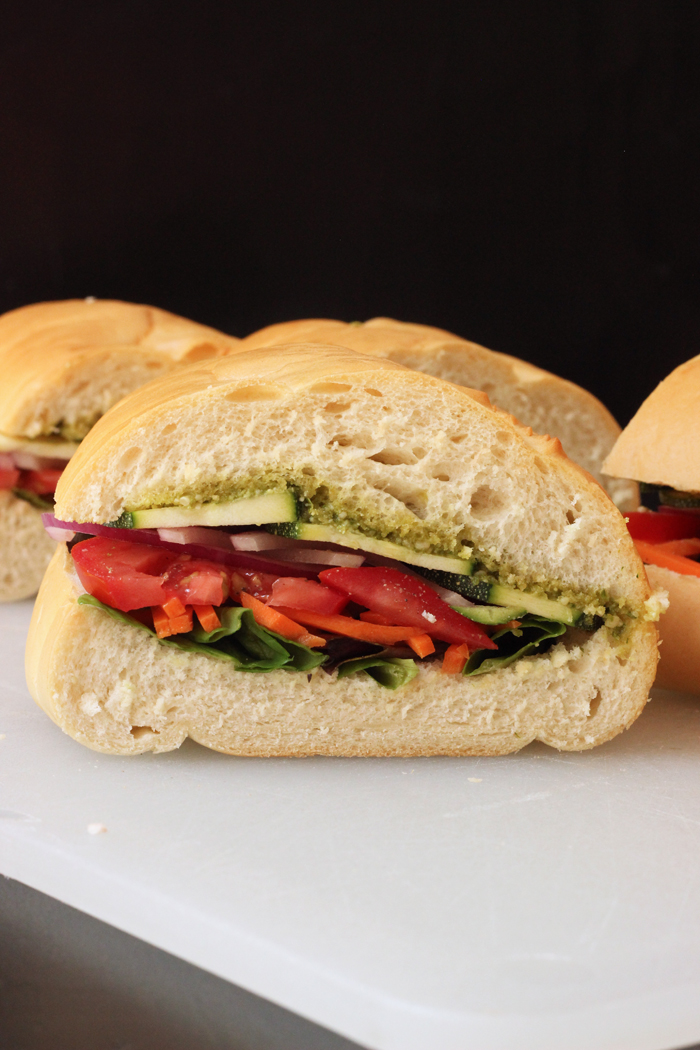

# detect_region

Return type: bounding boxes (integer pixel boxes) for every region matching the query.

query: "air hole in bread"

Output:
[119,446,142,469]
[412,447,427,459]
[432,473,451,482]
[566,509,578,525]
[382,484,428,519]
[224,385,279,402]
[469,484,505,521]
[161,423,177,436]
[130,725,159,739]
[364,387,384,397]
[329,435,353,448]
[450,434,467,444]
[310,382,352,394]
[323,402,353,414]
[587,692,602,719]
[368,448,415,466]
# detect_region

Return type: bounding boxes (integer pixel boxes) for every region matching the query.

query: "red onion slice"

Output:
[42,514,319,578]
[271,547,365,567]
[45,526,76,543]
[231,531,291,551]
[157,526,233,550]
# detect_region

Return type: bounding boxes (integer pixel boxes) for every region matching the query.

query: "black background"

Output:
[1,1,698,424]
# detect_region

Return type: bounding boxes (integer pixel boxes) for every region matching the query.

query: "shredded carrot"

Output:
[193,604,221,632]
[441,643,470,675]
[274,606,424,645]
[151,606,174,639]
[407,634,435,658]
[634,539,700,578]
[169,608,193,634]
[359,611,394,626]
[162,595,187,619]
[501,620,522,631]
[239,592,326,647]
[653,537,700,558]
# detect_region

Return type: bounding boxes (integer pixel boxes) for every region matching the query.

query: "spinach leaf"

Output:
[464,614,567,676]
[336,655,418,690]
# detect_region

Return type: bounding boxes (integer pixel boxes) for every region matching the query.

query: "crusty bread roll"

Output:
[0,491,55,602]
[0,298,240,441]
[0,298,240,601]
[242,317,637,510]
[603,355,700,695]
[27,344,658,756]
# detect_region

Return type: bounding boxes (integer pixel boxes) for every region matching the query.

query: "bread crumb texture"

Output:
[0,492,55,601]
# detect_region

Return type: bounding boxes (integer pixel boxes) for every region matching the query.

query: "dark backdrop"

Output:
[1,1,698,424]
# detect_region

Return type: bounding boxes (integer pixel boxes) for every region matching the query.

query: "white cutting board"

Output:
[1,599,699,1050]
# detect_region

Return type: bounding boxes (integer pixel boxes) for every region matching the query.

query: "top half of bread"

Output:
[242,317,633,508]
[603,354,700,493]
[54,344,649,615]
[0,298,240,442]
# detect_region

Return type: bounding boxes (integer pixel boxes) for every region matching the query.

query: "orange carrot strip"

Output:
[193,604,221,632]
[654,537,700,557]
[359,611,394,626]
[151,606,174,639]
[407,633,435,658]
[162,595,187,619]
[274,606,424,645]
[168,608,193,635]
[239,592,326,647]
[441,643,470,675]
[634,539,700,578]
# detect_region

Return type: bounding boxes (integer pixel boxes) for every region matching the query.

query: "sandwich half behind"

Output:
[28,344,659,757]
[604,354,700,693]
[242,317,637,510]
[0,298,239,601]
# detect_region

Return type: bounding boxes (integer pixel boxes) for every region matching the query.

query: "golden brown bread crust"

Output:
[0,298,240,439]
[242,317,633,507]
[603,354,700,493]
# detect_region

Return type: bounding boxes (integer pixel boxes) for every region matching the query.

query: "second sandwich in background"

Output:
[242,316,637,510]
[0,298,240,602]
[604,354,700,694]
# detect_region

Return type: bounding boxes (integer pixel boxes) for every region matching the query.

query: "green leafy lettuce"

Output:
[464,614,566,676]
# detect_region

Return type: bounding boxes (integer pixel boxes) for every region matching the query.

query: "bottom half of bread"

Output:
[646,564,700,695]
[0,491,56,602]
[26,547,658,757]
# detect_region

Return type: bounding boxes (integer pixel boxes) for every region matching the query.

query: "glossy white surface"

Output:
[1,600,699,1050]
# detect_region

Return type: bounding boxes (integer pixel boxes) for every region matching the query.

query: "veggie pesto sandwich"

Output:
[604,354,700,693]
[242,317,637,511]
[0,298,239,601]
[27,344,660,757]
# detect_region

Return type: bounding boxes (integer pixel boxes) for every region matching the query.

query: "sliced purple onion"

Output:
[42,514,319,578]
[271,547,365,567]
[0,453,15,471]
[231,531,291,551]
[157,526,233,550]
[45,526,76,543]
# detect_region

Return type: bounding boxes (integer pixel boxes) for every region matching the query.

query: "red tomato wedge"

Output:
[318,567,497,650]
[267,577,348,615]
[626,510,700,544]
[163,559,228,606]
[0,468,20,489]
[634,539,700,579]
[72,537,175,610]
[21,468,63,495]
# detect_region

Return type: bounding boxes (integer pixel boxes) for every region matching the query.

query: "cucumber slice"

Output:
[453,604,527,625]
[489,584,579,625]
[658,487,700,510]
[129,490,298,530]
[267,522,474,575]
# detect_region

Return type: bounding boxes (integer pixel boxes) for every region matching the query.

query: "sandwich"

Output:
[603,354,700,693]
[0,298,239,601]
[242,317,637,510]
[27,344,660,757]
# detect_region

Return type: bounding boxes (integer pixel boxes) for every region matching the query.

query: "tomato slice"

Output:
[163,559,228,606]
[626,510,700,544]
[318,566,497,649]
[72,537,175,611]
[20,468,63,495]
[0,468,20,489]
[229,569,281,601]
[267,577,348,615]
